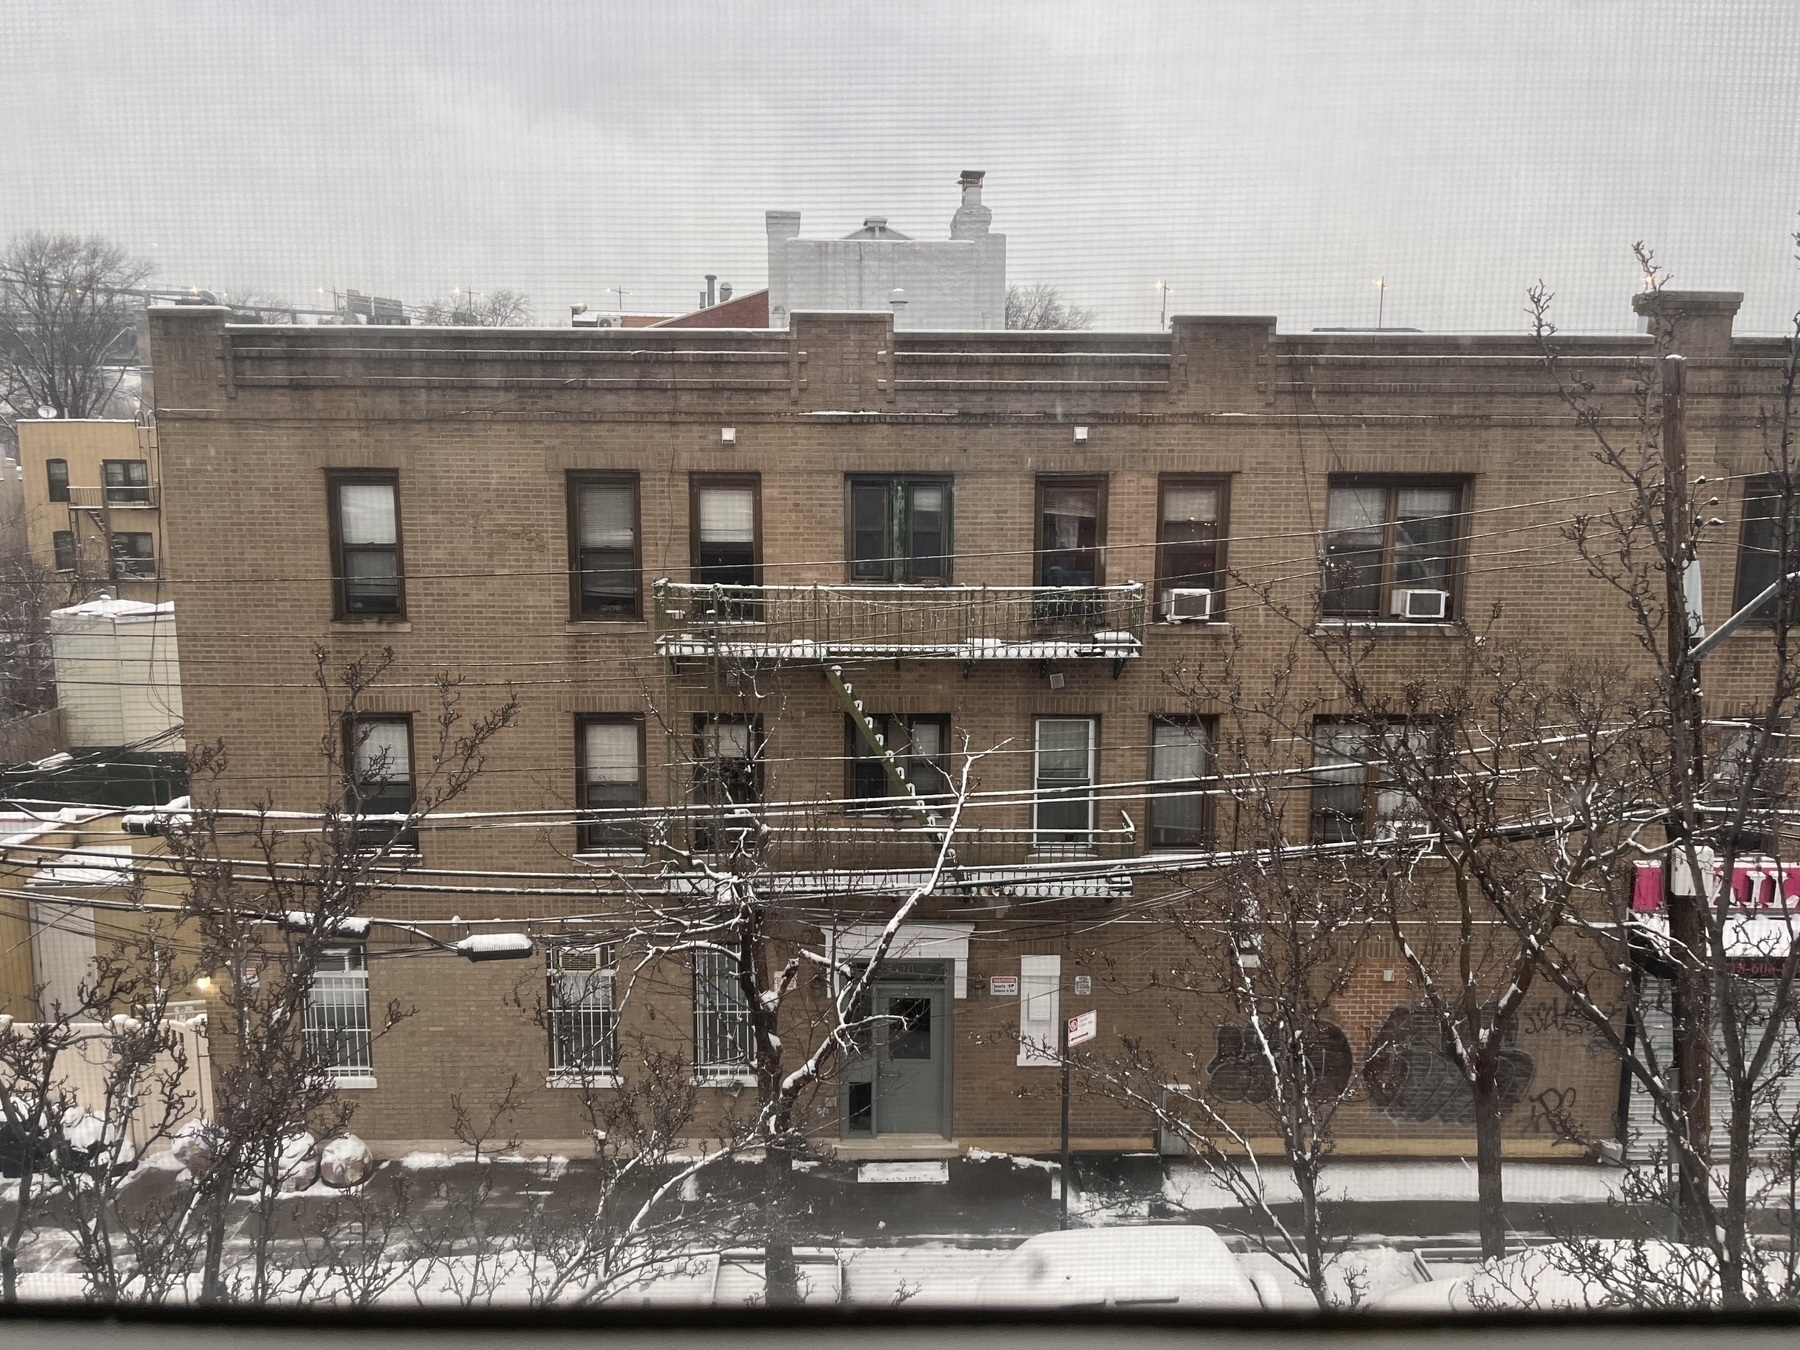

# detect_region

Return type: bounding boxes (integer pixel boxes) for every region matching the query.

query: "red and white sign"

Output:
[1633,855,1799,913]
[990,975,1018,996]
[1067,1009,1097,1047]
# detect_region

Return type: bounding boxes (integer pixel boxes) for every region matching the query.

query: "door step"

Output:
[834,1135,961,1162]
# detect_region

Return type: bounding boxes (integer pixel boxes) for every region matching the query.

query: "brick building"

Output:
[15,418,165,603]
[132,287,1791,1159]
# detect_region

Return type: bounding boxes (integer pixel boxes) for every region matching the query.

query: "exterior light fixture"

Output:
[721,427,737,445]
[1073,426,1089,444]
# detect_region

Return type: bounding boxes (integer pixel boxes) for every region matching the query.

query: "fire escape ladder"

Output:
[822,661,965,891]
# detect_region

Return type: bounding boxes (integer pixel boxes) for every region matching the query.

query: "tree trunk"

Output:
[762,1141,800,1306]
[2,1166,29,1302]
[1721,1079,1751,1308]
[1293,1163,1330,1311]
[1471,1052,1508,1261]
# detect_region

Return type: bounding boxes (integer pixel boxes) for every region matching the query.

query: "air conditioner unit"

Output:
[1161,588,1214,623]
[1391,588,1449,620]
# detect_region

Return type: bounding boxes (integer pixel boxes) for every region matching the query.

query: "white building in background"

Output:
[766,170,1007,330]
[49,597,182,750]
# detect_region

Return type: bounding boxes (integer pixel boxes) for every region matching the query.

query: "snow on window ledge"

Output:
[546,1070,622,1090]
[328,1074,378,1090]
[1312,620,1457,634]
[692,1070,757,1088]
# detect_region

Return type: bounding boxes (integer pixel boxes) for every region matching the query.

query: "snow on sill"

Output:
[546,1071,622,1090]
[693,1072,757,1088]
[329,1074,378,1090]
[1313,620,1457,634]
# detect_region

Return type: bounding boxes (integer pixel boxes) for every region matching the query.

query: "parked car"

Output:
[973,1226,1271,1309]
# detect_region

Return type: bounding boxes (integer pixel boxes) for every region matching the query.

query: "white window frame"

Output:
[694,949,756,1085]
[1018,954,1062,1067]
[1033,717,1097,853]
[305,945,375,1087]
[547,942,620,1087]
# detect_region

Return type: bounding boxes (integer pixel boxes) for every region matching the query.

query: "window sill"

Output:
[1313,620,1456,635]
[332,617,412,633]
[564,620,648,633]
[1152,620,1230,630]
[546,1071,622,1090]
[574,849,650,863]
[328,1074,378,1090]
[693,1072,757,1088]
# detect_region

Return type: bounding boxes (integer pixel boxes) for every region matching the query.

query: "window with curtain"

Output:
[1157,479,1224,609]
[348,715,416,849]
[1034,717,1096,851]
[330,473,404,617]
[1150,718,1213,847]
[570,475,640,618]
[1321,479,1464,619]
[579,716,645,851]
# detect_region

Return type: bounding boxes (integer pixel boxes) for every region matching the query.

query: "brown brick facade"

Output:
[143,295,1790,1155]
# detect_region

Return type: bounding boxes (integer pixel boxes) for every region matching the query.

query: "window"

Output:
[102,459,151,505]
[305,946,372,1080]
[848,477,952,582]
[347,716,417,850]
[1310,719,1432,844]
[691,475,760,618]
[568,473,640,618]
[847,714,952,803]
[694,949,754,1081]
[1036,478,1105,587]
[578,716,645,852]
[1018,954,1061,1067]
[1156,478,1225,612]
[328,472,404,617]
[109,531,155,577]
[1034,717,1096,851]
[46,459,69,504]
[1150,718,1213,848]
[693,715,762,851]
[1320,480,1464,619]
[52,531,75,573]
[548,943,617,1077]
[1735,475,1799,622]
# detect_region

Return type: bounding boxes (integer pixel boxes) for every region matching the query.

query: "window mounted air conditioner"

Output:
[1391,588,1449,620]
[1161,588,1214,623]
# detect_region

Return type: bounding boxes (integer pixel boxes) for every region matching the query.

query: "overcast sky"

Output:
[3,0,1796,333]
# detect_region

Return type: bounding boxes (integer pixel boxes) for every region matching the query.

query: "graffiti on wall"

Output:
[1363,1004,1536,1125]
[1206,1021,1355,1104]
[1202,1002,1539,1125]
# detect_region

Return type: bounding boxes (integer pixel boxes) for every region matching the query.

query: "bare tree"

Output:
[0,232,152,433]
[159,646,518,1304]
[1005,283,1097,331]
[1482,239,1800,1306]
[0,924,194,1303]
[417,290,532,327]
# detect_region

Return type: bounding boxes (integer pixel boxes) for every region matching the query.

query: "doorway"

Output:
[842,961,952,1139]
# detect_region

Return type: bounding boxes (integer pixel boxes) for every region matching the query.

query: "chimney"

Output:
[951,169,992,240]
[766,210,802,330]
[705,274,717,308]
[719,282,733,303]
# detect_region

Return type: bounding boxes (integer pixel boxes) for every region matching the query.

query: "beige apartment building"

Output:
[125,291,1791,1158]
[15,418,166,603]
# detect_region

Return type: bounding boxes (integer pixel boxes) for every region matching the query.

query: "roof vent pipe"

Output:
[705,274,717,308]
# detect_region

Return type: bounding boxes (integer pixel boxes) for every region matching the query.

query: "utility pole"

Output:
[1059,1008,1071,1230]
[1659,352,1712,1238]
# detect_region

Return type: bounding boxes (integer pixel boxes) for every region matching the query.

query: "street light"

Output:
[272,913,535,962]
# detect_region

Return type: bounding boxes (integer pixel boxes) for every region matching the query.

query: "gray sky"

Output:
[4,0,1796,333]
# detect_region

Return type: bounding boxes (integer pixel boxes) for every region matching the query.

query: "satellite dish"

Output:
[36,406,57,419]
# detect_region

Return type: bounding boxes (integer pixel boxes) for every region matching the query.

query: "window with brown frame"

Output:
[577,715,646,851]
[1319,478,1466,620]
[345,714,417,850]
[1734,474,1800,623]
[846,713,952,803]
[103,459,152,505]
[1149,716,1215,848]
[690,474,761,620]
[1035,476,1106,588]
[1156,477,1226,614]
[847,476,952,582]
[46,459,69,503]
[327,471,405,618]
[567,473,641,619]
[1310,718,1434,844]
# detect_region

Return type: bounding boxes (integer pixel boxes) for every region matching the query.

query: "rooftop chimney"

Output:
[705,274,717,308]
[951,169,991,240]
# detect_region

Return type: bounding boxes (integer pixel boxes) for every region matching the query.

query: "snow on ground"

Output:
[1235,1245,1424,1309]
[1163,1160,1622,1211]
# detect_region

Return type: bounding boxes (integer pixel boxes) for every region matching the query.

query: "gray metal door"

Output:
[875,983,947,1135]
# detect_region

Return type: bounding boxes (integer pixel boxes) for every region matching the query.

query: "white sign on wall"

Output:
[1067,1009,1097,1047]
[990,975,1018,996]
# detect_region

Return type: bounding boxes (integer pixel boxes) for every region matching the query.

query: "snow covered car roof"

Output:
[973,1226,1265,1309]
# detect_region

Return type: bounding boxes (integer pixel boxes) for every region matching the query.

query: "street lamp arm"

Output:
[1690,571,1800,662]
[272,913,534,962]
